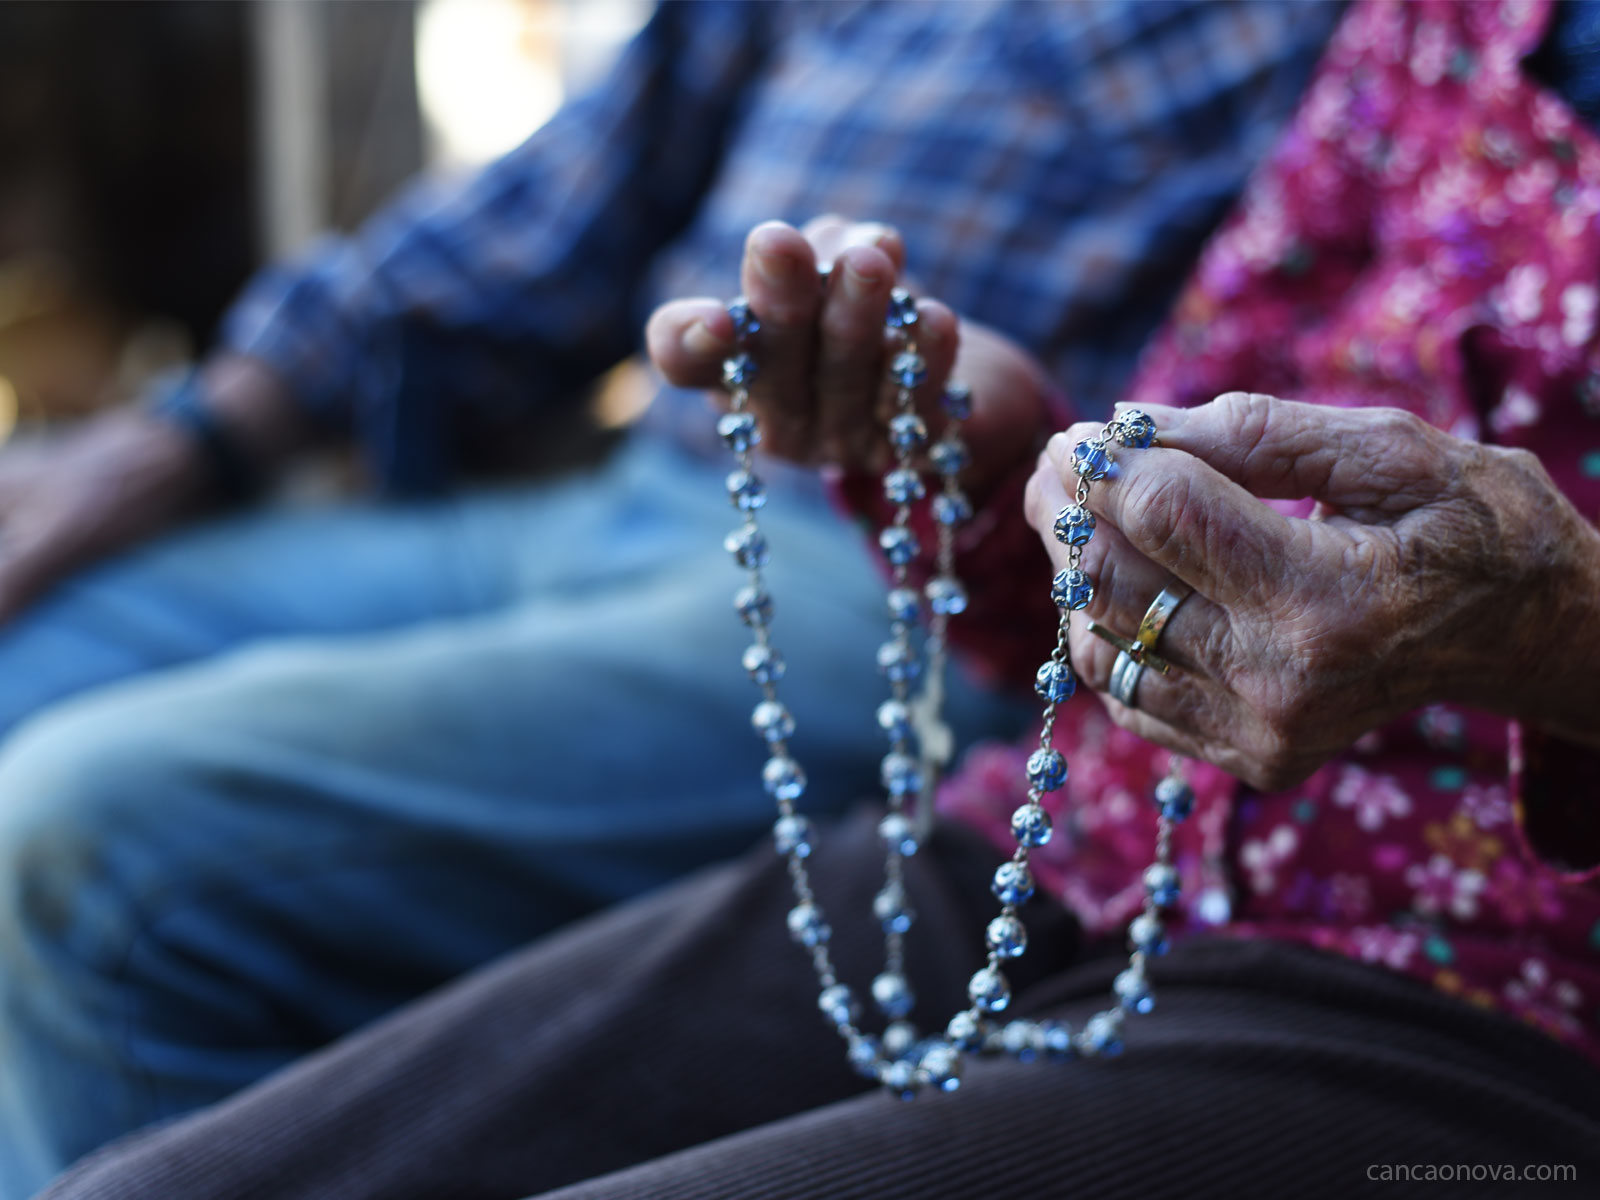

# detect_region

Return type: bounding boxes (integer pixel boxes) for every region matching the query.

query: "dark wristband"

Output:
[147,367,265,503]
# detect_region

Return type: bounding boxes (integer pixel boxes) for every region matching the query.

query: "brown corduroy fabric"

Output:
[43,807,1600,1200]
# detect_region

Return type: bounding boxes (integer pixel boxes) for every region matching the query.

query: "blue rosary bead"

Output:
[940,381,973,420]
[931,492,972,526]
[1026,747,1068,792]
[918,1042,962,1092]
[1010,803,1053,848]
[925,576,968,616]
[880,751,922,797]
[734,585,773,627]
[886,586,921,624]
[985,913,1028,958]
[1002,1019,1041,1062]
[872,971,916,1019]
[1033,660,1077,703]
[878,525,920,566]
[726,468,766,511]
[1071,437,1111,481]
[1052,504,1095,547]
[1129,911,1169,957]
[876,699,913,741]
[890,352,928,390]
[883,468,925,504]
[742,643,785,684]
[818,983,859,1027]
[848,1034,883,1078]
[1144,862,1181,907]
[967,966,1011,1014]
[945,1010,989,1051]
[1051,567,1094,611]
[1154,776,1196,822]
[878,812,919,857]
[880,1059,921,1101]
[727,296,761,341]
[722,353,758,388]
[762,756,807,801]
[874,882,915,934]
[1079,1011,1125,1057]
[725,526,770,569]
[885,287,918,330]
[772,813,813,858]
[887,412,928,450]
[752,700,796,743]
[786,902,831,947]
[882,1020,919,1060]
[1039,1019,1076,1061]
[876,639,921,685]
[928,436,969,476]
[1115,966,1155,1014]
[1113,408,1157,449]
[717,410,760,453]
[991,861,1035,905]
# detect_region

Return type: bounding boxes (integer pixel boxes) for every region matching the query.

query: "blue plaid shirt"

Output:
[221,0,1341,494]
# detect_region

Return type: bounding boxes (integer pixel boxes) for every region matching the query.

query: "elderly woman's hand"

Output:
[646,217,1048,495]
[1025,392,1600,789]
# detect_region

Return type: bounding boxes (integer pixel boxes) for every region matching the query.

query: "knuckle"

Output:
[1211,390,1278,441]
[1367,406,1434,455]
[1483,442,1548,485]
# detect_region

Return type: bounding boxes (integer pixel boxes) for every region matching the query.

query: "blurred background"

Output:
[0,0,650,447]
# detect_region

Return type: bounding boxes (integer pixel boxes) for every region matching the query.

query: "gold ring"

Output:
[1085,583,1192,677]
[1136,584,1192,655]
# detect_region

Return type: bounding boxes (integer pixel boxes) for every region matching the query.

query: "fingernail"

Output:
[840,260,878,300]
[1120,402,1184,431]
[683,321,728,358]
[753,247,795,287]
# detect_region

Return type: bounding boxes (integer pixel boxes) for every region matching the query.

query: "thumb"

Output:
[1127,392,1458,520]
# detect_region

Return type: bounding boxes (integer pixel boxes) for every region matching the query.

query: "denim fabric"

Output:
[0,439,1021,1195]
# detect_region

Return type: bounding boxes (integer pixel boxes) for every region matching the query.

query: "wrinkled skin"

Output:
[1030,394,1600,787]
[651,219,1600,785]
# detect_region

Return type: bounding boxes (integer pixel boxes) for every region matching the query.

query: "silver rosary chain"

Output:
[716,286,1192,1099]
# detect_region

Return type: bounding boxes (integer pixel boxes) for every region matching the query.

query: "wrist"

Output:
[146,356,315,504]
[1506,474,1600,748]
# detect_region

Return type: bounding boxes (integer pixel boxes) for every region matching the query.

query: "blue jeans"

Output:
[0,437,1018,1197]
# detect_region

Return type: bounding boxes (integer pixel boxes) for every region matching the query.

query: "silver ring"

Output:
[1109,650,1145,707]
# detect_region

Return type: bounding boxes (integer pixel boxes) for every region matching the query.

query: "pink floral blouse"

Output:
[870,0,1600,1062]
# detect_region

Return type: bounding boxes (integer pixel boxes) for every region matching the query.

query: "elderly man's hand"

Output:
[1025,392,1600,788]
[646,217,1049,496]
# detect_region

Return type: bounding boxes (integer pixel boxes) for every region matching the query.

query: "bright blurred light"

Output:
[415,0,650,169]
[0,376,17,447]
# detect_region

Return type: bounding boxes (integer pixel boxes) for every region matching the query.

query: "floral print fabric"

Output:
[935,0,1600,1062]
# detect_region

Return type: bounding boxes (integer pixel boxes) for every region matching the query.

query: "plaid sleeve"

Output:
[218,0,772,494]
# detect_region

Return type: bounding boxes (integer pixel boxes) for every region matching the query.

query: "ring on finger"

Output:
[1098,583,1196,709]
[1109,649,1145,706]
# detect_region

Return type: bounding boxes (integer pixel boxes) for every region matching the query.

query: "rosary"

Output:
[717,280,1194,1099]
